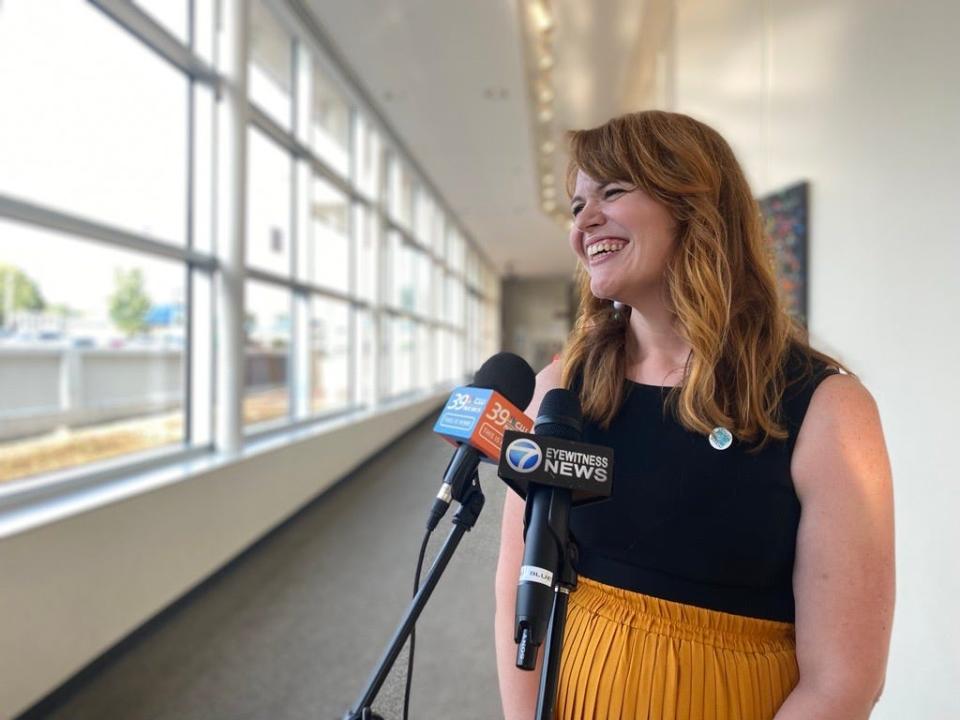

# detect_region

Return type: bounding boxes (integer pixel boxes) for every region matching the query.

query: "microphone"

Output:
[427,352,536,531]
[500,389,613,671]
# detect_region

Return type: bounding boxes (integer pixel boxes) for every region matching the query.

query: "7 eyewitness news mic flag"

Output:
[497,429,613,505]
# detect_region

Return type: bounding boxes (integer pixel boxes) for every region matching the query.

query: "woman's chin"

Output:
[589,276,621,301]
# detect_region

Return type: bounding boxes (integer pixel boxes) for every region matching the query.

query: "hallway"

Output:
[23,417,507,720]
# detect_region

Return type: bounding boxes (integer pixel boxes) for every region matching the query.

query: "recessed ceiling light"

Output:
[541,140,555,154]
[543,186,556,199]
[528,1,553,33]
[542,173,554,185]
[542,200,556,212]
[539,108,553,123]
[539,54,554,71]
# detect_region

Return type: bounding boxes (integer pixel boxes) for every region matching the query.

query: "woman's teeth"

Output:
[587,240,627,258]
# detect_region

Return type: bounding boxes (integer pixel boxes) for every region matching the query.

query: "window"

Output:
[354,309,375,406]
[387,158,414,229]
[354,114,382,201]
[310,59,350,177]
[438,328,454,384]
[446,227,466,275]
[307,175,350,293]
[0,1,188,243]
[244,281,290,427]
[445,274,464,327]
[249,0,293,130]
[431,264,446,323]
[414,251,432,316]
[388,318,414,397]
[0,1,498,496]
[387,232,416,312]
[247,128,293,277]
[0,222,188,484]
[413,188,434,248]
[415,324,434,390]
[353,204,379,304]
[310,297,349,413]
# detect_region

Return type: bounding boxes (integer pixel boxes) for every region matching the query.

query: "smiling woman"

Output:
[494,111,895,720]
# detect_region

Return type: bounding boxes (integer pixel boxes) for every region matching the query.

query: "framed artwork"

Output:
[758,181,809,326]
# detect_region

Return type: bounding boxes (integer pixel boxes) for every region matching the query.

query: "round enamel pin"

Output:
[709,427,733,450]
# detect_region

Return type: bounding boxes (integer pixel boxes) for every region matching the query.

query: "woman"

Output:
[494,111,895,719]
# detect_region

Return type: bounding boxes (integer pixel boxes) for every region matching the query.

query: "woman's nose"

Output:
[573,200,604,232]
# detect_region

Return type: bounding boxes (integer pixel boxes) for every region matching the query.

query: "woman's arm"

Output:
[774,374,896,719]
[495,361,563,719]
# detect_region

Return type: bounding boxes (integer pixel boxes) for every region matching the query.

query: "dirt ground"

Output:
[0,390,290,485]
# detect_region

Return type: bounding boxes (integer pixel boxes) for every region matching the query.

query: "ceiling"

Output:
[304,0,669,278]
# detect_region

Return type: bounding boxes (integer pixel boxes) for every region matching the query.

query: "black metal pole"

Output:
[535,588,571,719]
[533,535,578,720]
[343,483,485,720]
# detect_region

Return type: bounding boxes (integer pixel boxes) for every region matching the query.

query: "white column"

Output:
[293,42,313,419]
[214,0,249,455]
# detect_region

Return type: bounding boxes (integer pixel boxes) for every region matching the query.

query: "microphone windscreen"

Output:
[472,352,536,410]
[534,388,583,441]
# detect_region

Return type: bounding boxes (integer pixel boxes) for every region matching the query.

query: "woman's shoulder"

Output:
[791,371,885,499]
[525,358,565,416]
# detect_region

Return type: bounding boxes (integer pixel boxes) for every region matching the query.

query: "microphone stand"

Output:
[534,535,578,720]
[343,471,484,720]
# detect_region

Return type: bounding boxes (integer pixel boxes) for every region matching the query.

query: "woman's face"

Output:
[568,169,678,303]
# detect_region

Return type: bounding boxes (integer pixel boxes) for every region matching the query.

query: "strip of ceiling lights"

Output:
[518,0,570,228]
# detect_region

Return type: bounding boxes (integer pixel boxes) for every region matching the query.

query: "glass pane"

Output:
[247,127,292,276]
[0,1,187,243]
[414,252,432,316]
[415,323,432,390]
[310,297,349,413]
[193,0,217,65]
[309,175,350,293]
[0,221,185,485]
[244,281,290,426]
[413,188,433,247]
[134,0,188,42]
[430,204,446,257]
[354,113,382,201]
[483,298,499,361]
[249,0,292,130]
[193,83,215,253]
[389,318,413,396]
[439,328,452,384]
[467,294,481,372]
[446,275,464,327]
[452,330,465,382]
[389,234,415,312]
[354,204,378,304]
[447,228,465,274]
[355,309,375,406]
[466,248,481,289]
[388,158,413,229]
[311,58,350,177]
[431,265,445,322]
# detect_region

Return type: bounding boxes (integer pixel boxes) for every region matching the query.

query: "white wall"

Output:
[0,347,181,440]
[672,0,960,714]
[0,393,445,718]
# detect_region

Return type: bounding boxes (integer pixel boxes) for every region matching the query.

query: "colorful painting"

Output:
[758,182,809,326]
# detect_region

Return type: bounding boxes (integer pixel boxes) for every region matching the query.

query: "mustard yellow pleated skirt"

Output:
[555,577,799,720]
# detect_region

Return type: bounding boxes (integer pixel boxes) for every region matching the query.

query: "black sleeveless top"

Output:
[568,347,839,622]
